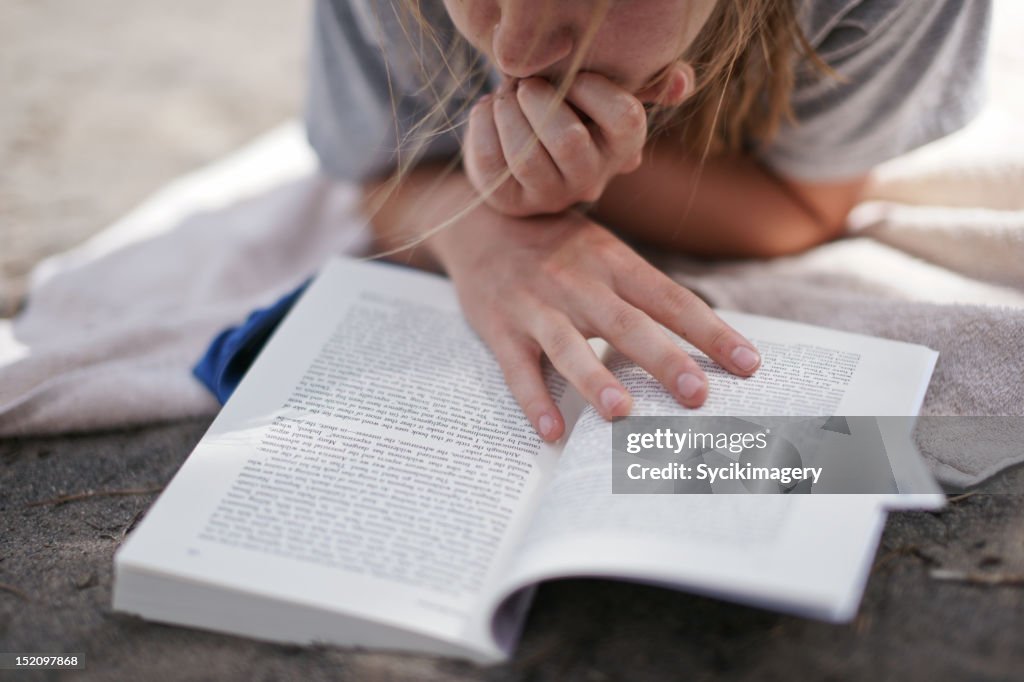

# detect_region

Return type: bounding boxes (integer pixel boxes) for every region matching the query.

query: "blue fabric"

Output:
[193,280,311,404]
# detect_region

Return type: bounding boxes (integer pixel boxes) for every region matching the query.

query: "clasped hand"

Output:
[464,72,648,216]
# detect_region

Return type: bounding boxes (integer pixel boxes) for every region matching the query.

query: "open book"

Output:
[113,257,940,663]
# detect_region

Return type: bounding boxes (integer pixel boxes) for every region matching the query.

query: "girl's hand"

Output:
[463,72,650,218]
[432,206,762,442]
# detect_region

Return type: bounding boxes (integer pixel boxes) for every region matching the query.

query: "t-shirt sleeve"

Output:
[758,0,992,182]
[304,0,480,182]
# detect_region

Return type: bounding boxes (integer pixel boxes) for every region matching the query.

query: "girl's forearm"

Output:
[593,142,868,259]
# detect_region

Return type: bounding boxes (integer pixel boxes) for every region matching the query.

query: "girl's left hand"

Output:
[463,72,651,218]
[430,200,762,442]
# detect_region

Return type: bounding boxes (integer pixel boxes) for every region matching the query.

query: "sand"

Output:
[2,421,1022,680]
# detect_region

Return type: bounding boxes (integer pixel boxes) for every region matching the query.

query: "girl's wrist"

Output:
[411,171,518,277]
[362,163,477,272]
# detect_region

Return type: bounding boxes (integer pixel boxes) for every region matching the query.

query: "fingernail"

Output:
[677,373,704,400]
[600,387,626,413]
[731,346,760,372]
[538,414,555,439]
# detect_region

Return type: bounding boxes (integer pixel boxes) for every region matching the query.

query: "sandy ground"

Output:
[0,0,306,315]
[2,1,1023,679]
[2,422,1022,681]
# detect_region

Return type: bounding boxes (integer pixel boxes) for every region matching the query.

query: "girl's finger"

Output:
[516,78,603,197]
[575,284,710,408]
[614,257,762,377]
[565,72,648,164]
[490,334,566,442]
[528,309,633,420]
[492,88,563,201]
[466,96,523,207]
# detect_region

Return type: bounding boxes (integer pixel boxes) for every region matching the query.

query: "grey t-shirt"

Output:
[305,0,991,183]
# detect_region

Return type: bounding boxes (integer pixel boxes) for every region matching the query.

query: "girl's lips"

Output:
[496,74,596,125]
[499,67,660,100]
[497,76,520,93]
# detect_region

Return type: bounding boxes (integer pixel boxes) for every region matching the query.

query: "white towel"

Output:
[0,124,371,436]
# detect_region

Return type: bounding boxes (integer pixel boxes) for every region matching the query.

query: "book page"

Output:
[488,312,937,622]
[607,311,937,418]
[115,258,583,660]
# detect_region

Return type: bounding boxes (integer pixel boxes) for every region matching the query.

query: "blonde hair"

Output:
[364,0,827,255]
[654,0,828,155]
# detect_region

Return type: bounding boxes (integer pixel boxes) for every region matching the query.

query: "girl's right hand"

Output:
[463,68,693,219]
[430,204,762,442]
[463,73,648,218]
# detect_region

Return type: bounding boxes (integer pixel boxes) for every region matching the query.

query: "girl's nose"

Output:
[491,6,575,79]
